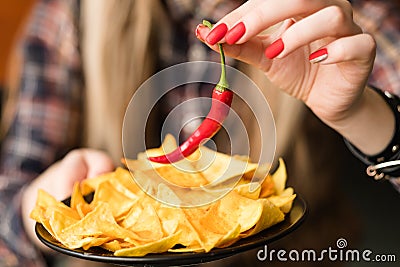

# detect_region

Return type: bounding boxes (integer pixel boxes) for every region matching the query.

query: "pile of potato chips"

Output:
[31,135,296,256]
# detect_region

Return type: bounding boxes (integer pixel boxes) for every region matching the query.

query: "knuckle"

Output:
[64,149,84,161]
[342,0,353,17]
[326,5,348,29]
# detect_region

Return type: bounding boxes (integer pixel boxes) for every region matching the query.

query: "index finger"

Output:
[215,0,345,45]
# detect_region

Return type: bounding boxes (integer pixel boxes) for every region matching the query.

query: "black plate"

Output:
[35,195,307,266]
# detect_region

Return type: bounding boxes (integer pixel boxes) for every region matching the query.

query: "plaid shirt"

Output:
[0,0,399,266]
[0,0,82,266]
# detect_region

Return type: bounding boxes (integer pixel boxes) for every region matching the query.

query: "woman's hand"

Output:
[196,0,376,126]
[21,149,114,250]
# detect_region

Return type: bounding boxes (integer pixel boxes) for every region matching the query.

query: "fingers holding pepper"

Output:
[201,0,353,45]
[196,0,361,61]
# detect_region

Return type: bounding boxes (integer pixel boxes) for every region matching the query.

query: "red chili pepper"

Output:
[148,20,233,164]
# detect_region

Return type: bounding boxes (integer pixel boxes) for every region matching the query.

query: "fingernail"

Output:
[265,38,284,59]
[195,24,206,41]
[309,48,328,63]
[206,23,228,45]
[225,22,246,45]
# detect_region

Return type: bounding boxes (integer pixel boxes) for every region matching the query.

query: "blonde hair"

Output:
[81,0,303,163]
[81,0,169,162]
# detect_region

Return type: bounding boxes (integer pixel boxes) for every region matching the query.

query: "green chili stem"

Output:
[202,20,229,91]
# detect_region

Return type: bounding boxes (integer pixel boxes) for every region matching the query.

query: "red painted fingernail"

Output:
[225,22,246,45]
[265,38,284,59]
[206,23,228,45]
[195,24,206,41]
[309,48,328,63]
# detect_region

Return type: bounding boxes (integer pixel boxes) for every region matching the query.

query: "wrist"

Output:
[342,86,400,179]
[324,85,395,155]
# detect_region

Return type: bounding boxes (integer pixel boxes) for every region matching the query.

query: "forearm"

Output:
[325,85,395,156]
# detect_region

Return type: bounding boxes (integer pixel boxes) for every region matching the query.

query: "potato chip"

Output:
[90,181,137,220]
[192,146,258,185]
[218,191,263,232]
[234,181,261,199]
[272,158,287,195]
[153,165,209,187]
[30,189,80,237]
[70,182,92,218]
[137,133,178,160]
[102,240,123,252]
[121,202,164,241]
[60,202,143,247]
[31,135,297,257]
[114,231,182,257]
[156,206,202,248]
[114,167,144,195]
[268,187,296,213]
[215,224,242,248]
[182,207,224,252]
[240,198,285,238]
[259,174,275,198]
[183,202,243,252]
[80,171,116,195]
[82,236,112,250]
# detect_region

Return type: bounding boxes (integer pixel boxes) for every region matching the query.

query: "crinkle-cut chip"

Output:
[234,182,261,199]
[240,198,285,238]
[217,191,263,232]
[60,202,142,249]
[80,171,116,195]
[121,202,164,242]
[90,180,137,220]
[272,158,287,195]
[114,231,182,257]
[192,146,258,185]
[156,206,202,248]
